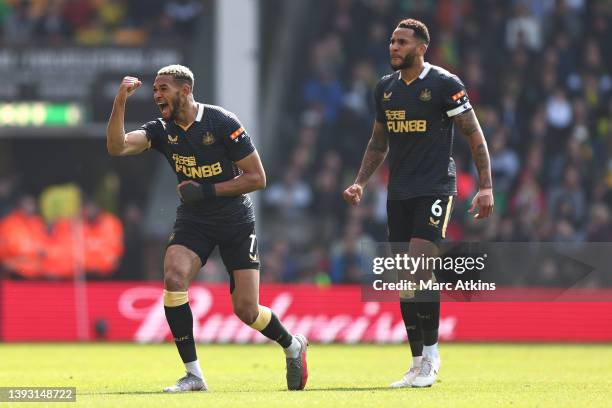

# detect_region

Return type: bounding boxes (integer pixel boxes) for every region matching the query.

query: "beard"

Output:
[391,52,417,70]
[167,92,182,121]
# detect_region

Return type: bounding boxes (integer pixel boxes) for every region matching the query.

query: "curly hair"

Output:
[397,18,430,45]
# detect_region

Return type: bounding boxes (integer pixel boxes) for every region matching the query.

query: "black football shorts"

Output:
[387,195,455,244]
[168,219,260,274]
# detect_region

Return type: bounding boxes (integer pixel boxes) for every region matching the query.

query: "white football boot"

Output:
[390,365,421,388]
[411,355,440,387]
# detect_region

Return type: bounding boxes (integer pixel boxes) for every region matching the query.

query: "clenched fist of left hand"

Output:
[177,180,215,204]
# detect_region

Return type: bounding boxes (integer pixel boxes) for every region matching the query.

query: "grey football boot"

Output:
[286,334,309,390]
[163,372,208,392]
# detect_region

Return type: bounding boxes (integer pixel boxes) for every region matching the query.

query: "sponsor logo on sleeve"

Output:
[451,90,466,102]
[230,127,246,143]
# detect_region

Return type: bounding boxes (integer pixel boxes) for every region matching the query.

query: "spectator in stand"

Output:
[546,88,573,132]
[0,195,47,279]
[34,0,69,43]
[506,1,543,52]
[365,22,392,73]
[81,198,124,278]
[495,216,517,241]
[2,0,35,44]
[296,244,331,284]
[312,151,342,212]
[342,61,376,120]
[43,216,76,279]
[303,35,345,125]
[312,151,344,243]
[293,126,318,170]
[303,68,344,126]
[551,219,584,242]
[265,167,312,219]
[548,135,591,190]
[61,0,95,38]
[548,165,587,227]
[329,219,373,283]
[118,202,145,280]
[543,0,584,41]
[586,203,612,241]
[366,169,389,242]
[489,128,520,199]
[260,239,296,283]
[510,169,547,228]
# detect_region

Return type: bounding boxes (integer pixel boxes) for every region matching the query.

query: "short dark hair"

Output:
[397,18,430,45]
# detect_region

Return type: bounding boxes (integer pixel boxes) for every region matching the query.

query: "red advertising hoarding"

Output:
[1,281,612,342]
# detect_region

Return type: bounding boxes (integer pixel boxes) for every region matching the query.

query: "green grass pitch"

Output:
[1,343,611,407]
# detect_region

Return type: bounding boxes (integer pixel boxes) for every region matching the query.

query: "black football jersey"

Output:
[374,62,472,199]
[140,103,255,225]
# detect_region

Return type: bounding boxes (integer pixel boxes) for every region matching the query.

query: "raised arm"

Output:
[454,110,494,219]
[343,121,389,206]
[106,76,150,156]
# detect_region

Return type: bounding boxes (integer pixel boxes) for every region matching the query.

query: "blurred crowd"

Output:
[0,0,203,45]
[260,0,612,283]
[0,178,124,279]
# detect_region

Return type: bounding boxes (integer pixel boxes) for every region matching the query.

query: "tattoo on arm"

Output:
[355,122,388,186]
[456,111,479,136]
[455,111,492,189]
[474,143,492,189]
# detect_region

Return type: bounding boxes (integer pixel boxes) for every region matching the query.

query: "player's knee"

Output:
[163,268,189,291]
[233,302,259,325]
[164,273,186,291]
[163,255,193,290]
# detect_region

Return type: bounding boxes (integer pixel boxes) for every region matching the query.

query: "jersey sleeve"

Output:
[138,120,164,151]
[374,79,385,123]
[442,75,473,118]
[218,111,256,162]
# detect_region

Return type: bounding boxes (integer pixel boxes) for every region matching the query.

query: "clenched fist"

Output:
[118,76,142,98]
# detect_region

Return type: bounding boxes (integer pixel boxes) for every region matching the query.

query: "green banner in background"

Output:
[0,102,84,127]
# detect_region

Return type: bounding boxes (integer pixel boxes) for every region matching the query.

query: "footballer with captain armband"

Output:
[106,65,308,392]
[343,19,493,388]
